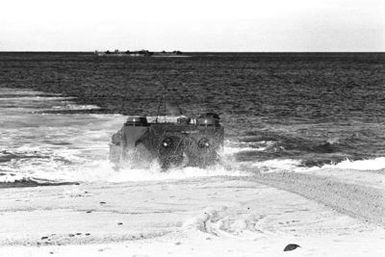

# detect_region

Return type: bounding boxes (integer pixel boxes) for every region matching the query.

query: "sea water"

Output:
[0,52,384,186]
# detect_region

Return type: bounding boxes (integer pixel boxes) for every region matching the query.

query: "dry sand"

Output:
[0,167,384,257]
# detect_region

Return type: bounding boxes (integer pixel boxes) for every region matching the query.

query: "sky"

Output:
[0,0,384,51]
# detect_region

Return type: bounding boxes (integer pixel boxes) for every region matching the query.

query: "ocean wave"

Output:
[0,172,79,188]
[246,159,302,173]
[321,157,385,171]
[222,140,276,155]
[0,159,248,185]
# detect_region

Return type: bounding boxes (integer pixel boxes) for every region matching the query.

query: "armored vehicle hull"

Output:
[109,114,224,169]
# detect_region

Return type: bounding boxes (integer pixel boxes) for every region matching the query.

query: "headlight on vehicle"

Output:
[198,138,210,149]
[161,137,174,148]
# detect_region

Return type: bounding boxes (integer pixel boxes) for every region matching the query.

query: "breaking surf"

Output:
[1,87,385,188]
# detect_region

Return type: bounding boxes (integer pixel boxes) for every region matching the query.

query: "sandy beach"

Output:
[1,167,384,257]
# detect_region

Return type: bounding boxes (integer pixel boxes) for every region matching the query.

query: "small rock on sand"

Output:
[283,243,300,251]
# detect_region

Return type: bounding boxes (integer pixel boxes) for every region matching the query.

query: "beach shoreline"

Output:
[1,168,384,257]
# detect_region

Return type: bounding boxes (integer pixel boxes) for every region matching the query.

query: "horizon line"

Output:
[0,50,384,53]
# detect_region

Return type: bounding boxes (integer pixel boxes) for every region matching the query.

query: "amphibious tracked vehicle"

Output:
[109,113,224,169]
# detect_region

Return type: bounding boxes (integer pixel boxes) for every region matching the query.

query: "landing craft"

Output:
[109,113,224,169]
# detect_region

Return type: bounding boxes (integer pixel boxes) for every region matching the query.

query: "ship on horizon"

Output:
[94,49,190,57]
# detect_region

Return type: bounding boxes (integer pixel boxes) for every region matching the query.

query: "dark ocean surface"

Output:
[0,52,385,185]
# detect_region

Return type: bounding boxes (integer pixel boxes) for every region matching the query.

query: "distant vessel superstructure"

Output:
[95,49,189,57]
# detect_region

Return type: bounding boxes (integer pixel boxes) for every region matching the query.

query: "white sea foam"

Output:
[247,159,302,173]
[223,146,265,155]
[222,139,275,155]
[321,157,385,171]
[51,103,100,110]
[0,158,248,184]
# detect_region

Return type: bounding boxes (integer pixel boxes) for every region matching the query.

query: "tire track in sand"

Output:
[247,171,385,228]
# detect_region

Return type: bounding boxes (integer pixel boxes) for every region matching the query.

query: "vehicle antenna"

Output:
[155,81,184,121]
[155,81,166,123]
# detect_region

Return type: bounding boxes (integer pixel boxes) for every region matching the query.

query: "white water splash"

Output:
[321,157,385,171]
[247,159,302,173]
[222,140,275,155]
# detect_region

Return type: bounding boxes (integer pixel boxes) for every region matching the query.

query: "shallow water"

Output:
[1,86,385,187]
[0,87,250,185]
